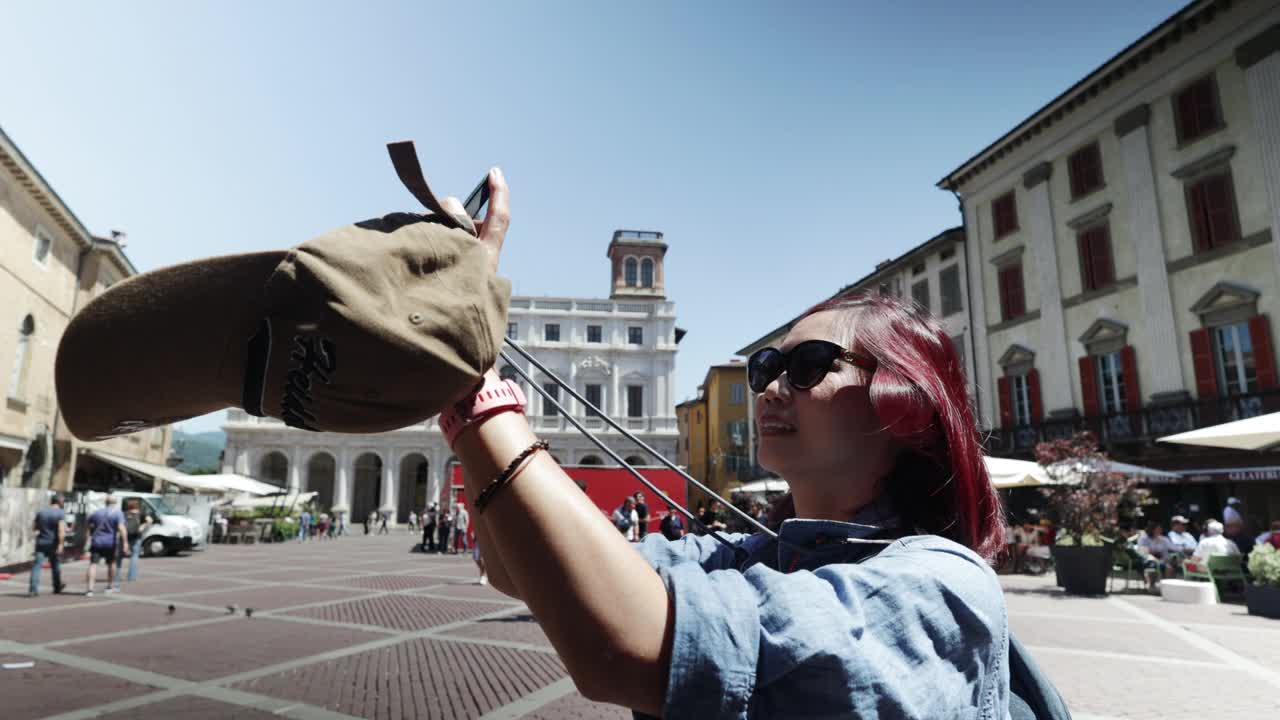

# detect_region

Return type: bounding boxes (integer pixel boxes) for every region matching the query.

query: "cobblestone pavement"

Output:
[2,536,1278,719]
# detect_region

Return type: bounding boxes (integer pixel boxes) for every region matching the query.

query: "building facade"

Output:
[222,230,682,522]
[0,125,171,491]
[938,0,1280,522]
[735,227,972,476]
[675,362,749,506]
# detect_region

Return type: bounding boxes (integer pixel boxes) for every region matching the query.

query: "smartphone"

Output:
[464,174,491,220]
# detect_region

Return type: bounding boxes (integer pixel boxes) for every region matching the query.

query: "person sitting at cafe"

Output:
[1166,515,1198,556]
[1223,518,1255,560]
[1136,521,1174,586]
[1255,520,1280,549]
[1192,520,1240,560]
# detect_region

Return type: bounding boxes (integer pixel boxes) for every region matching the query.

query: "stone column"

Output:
[963,201,995,427]
[610,362,621,420]
[234,447,250,476]
[1022,163,1073,415]
[382,450,398,516]
[335,447,351,512]
[288,447,302,491]
[1238,26,1280,281]
[1115,104,1184,400]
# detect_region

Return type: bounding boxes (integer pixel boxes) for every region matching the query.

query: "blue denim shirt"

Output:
[634,504,1010,719]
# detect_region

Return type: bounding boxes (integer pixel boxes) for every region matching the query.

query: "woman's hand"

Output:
[441,168,509,275]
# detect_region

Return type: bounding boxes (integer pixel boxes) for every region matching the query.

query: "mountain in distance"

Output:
[172,430,226,473]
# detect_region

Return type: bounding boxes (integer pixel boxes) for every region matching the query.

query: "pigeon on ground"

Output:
[245,608,254,618]
[167,605,176,615]
[226,604,238,615]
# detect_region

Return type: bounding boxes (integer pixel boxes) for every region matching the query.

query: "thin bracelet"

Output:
[474,440,550,513]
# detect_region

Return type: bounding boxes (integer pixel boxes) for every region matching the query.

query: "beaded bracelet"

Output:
[473,440,550,513]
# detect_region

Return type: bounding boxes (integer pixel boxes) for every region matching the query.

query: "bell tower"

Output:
[608,230,667,300]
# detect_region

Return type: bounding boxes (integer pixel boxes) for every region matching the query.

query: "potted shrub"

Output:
[1246,544,1280,619]
[1036,432,1150,596]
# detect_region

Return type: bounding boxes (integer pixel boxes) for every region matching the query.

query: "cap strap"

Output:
[386,141,476,235]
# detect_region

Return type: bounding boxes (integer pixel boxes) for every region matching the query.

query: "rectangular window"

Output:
[940,264,963,316]
[541,383,560,417]
[1186,172,1240,253]
[628,327,643,345]
[911,262,926,276]
[1212,322,1258,396]
[1011,374,1031,426]
[544,323,561,342]
[940,247,956,261]
[992,191,1018,239]
[911,279,930,313]
[1077,224,1115,291]
[33,228,52,266]
[952,334,967,381]
[585,384,602,416]
[587,325,603,343]
[1174,73,1224,145]
[506,322,518,340]
[627,385,644,417]
[1067,142,1104,198]
[997,262,1025,321]
[1095,351,1128,415]
[730,383,746,405]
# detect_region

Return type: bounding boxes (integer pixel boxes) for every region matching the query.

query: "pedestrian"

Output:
[299,508,312,542]
[364,510,373,535]
[423,503,438,552]
[633,492,649,539]
[1224,518,1255,559]
[454,502,471,553]
[612,497,638,541]
[317,512,331,540]
[84,494,128,597]
[408,509,418,532]
[114,500,152,588]
[473,538,487,586]
[1193,520,1241,560]
[335,510,347,536]
[377,509,391,535]
[438,506,453,554]
[659,507,685,541]
[29,494,67,597]
[1223,497,1244,526]
[449,209,1016,718]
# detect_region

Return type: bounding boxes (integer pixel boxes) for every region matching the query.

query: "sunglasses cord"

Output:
[500,338,871,563]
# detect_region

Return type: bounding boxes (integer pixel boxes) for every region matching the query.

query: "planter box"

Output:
[1051,545,1111,595]
[1246,584,1280,619]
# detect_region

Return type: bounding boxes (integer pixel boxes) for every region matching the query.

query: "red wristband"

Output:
[439,377,527,445]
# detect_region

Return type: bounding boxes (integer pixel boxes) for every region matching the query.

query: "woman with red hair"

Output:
[443,170,1012,718]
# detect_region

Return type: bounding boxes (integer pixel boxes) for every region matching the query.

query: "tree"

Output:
[1035,431,1149,545]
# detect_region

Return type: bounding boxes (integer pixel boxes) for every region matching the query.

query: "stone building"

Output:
[937,0,1280,521]
[676,361,749,506]
[222,229,682,523]
[0,125,171,491]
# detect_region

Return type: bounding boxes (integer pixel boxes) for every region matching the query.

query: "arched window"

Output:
[624,257,638,287]
[8,315,35,401]
[624,455,646,466]
[640,258,654,288]
[258,451,289,487]
[580,455,603,466]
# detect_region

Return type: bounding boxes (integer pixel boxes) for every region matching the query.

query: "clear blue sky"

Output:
[3,1,1185,434]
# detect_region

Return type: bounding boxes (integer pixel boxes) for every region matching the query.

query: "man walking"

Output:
[114,499,152,588]
[423,503,438,552]
[454,502,471,553]
[299,508,312,542]
[633,492,650,539]
[377,509,391,535]
[438,505,453,554]
[29,495,67,597]
[85,495,128,597]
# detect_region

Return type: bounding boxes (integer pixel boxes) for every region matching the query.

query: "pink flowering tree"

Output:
[1034,431,1150,545]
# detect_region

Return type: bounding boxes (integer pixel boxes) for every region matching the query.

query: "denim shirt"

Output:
[633,503,1010,719]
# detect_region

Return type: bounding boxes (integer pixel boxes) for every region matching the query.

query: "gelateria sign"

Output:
[1180,466,1280,484]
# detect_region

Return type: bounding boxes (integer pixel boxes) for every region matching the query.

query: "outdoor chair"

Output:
[1109,544,1146,593]
[1182,555,1247,602]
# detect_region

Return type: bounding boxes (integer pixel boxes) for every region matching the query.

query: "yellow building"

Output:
[676,362,749,507]
[1,124,171,491]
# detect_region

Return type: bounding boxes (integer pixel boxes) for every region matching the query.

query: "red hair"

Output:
[769,292,1005,560]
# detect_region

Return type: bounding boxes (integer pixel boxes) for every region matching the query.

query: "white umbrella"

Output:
[1158,411,1280,451]
[984,457,1176,489]
[731,478,790,495]
[984,457,1054,489]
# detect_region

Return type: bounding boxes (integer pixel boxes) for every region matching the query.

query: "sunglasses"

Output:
[747,340,876,393]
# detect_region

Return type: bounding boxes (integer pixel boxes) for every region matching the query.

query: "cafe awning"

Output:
[1158,411,1280,451]
[82,449,186,488]
[82,449,283,496]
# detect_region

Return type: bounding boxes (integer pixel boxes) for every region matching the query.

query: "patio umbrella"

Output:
[1158,411,1280,451]
[730,478,790,495]
[984,457,1054,489]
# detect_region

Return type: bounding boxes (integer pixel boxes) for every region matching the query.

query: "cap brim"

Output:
[56,251,285,440]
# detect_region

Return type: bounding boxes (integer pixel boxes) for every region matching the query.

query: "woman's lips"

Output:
[758,417,796,436]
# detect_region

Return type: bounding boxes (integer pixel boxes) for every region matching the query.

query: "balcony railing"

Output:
[985,390,1280,455]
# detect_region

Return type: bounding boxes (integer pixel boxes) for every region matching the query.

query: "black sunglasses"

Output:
[747,340,876,393]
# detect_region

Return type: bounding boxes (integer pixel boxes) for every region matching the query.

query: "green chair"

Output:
[1109,545,1146,593]
[1183,555,1247,601]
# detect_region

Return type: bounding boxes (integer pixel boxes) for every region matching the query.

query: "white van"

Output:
[81,491,205,557]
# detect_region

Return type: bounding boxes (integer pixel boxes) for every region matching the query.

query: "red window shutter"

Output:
[1186,182,1211,253]
[1092,227,1114,289]
[1120,345,1141,412]
[1027,369,1044,422]
[1079,355,1100,417]
[1190,328,1218,399]
[998,377,1013,429]
[1204,174,1239,247]
[998,267,1011,320]
[1249,314,1277,390]
[1008,264,1025,317]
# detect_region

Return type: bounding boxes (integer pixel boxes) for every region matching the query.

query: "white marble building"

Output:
[222,230,680,523]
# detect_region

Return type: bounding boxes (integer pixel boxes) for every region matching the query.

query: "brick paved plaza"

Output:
[2,535,1278,719]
